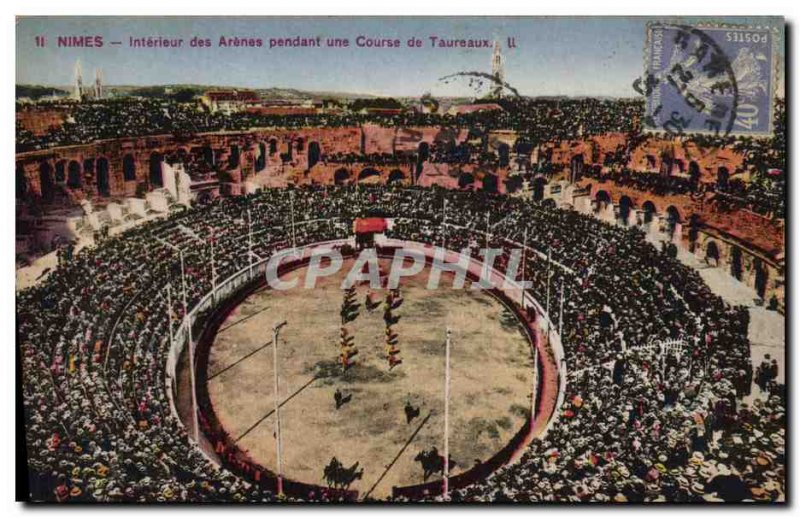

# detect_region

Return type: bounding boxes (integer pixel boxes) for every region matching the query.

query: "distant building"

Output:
[447,103,503,116]
[359,107,404,116]
[200,90,261,114]
[490,40,505,97]
[73,60,84,101]
[93,69,104,100]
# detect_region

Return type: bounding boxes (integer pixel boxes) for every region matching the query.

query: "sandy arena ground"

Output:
[205,258,534,499]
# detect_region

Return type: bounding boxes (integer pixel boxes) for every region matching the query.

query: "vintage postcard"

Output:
[15,16,785,504]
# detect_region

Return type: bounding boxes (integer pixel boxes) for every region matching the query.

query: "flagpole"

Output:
[559,281,565,344]
[273,320,288,496]
[166,284,174,354]
[178,250,199,443]
[485,211,490,250]
[210,235,217,294]
[441,199,447,251]
[247,206,253,275]
[521,228,527,307]
[545,246,551,326]
[290,190,297,250]
[443,328,451,500]
[531,341,538,432]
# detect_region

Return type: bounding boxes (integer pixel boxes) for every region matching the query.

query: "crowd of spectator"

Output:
[18,185,784,502]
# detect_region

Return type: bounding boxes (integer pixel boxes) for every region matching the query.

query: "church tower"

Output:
[491,40,504,98]
[94,68,103,100]
[73,60,84,101]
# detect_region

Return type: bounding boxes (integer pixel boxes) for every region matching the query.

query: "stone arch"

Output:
[96,158,110,197]
[308,141,321,170]
[16,163,28,200]
[123,154,137,182]
[730,246,743,281]
[39,162,54,202]
[358,167,382,183]
[202,145,215,166]
[83,158,95,181]
[458,172,475,189]
[660,152,673,175]
[642,200,657,224]
[388,169,406,184]
[533,176,547,202]
[255,142,267,172]
[295,138,305,153]
[416,141,430,180]
[705,240,720,265]
[498,143,510,167]
[228,145,240,169]
[618,195,634,225]
[595,189,612,211]
[269,138,278,155]
[149,152,164,186]
[55,160,66,183]
[570,154,584,181]
[754,258,768,299]
[67,160,82,189]
[665,205,681,235]
[334,168,351,185]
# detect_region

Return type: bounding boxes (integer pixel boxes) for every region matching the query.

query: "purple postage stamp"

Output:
[643,23,776,137]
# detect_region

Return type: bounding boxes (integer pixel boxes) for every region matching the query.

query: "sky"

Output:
[16,16,785,98]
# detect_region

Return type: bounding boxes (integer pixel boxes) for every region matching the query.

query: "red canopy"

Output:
[354,217,388,234]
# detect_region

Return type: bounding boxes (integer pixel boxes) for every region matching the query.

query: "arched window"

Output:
[55,160,66,183]
[388,169,405,184]
[39,162,54,202]
[308,141,321,170]
[619,196,633,225]
[149,153,163,186]
[123,154,137,182]
[334,168,351,185]
[16,163,28,200]
[498,143,510,167]
[96,158,111,197]
[256,142,267,172]
[67,161,82,189]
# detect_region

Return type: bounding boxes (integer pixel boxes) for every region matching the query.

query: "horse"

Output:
[414,448,457,481]
[323,458,364,489]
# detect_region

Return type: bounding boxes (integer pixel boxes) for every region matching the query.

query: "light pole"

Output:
[273,320,288,496]
[485,211,491,250]
[521,228,528,307]
[247,206,253,275]
[209,233,217,295]
[545,246,552,327]
[531,342,539,433]
[178,249,199,443]
[558,281,565,344]
[290,190,297,250]
[441,198,447,251]
[443,328,451,500]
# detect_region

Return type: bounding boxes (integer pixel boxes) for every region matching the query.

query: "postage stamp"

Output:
[643,23,777,137]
